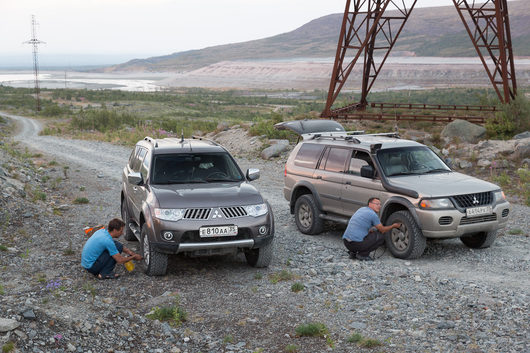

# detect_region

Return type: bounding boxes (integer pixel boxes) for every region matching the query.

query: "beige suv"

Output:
[277,120,510,259]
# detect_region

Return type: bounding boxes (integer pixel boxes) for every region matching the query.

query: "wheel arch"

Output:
[289,181,322,214]
[381,196,422,228]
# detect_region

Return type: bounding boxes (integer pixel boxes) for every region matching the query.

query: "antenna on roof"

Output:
[180,129,184,143]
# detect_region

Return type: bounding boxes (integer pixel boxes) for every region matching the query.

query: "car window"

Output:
[131,148,147,173]
[294,143,325,169]
[323,147,350,173]
[151,153,244,184]
[378,146,450,176]
[347,150,371,175]
[140,151,151,181]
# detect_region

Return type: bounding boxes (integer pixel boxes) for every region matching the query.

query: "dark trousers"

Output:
[343,231,385,257]
[86,241,123,276]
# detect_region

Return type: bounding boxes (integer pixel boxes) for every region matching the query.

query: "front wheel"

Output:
[460,231,497,249]
[121,199,136,241]
[385,210,426,259]
[245,240,273,268]
[294,195,324,235]
[140,224,168,276]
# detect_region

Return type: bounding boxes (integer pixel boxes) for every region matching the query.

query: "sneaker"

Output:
[348,251,357,259]
[355,253,373,261]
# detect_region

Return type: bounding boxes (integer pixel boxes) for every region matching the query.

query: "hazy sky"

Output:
[0,0,499,65]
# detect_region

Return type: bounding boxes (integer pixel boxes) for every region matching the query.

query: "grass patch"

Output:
[2,342,15,353]
[223,335,234,344]
[285,344,298,352]
[291,282,305,293]
[0,245,7,251]
[295,322,329,337]
[0,284,5,295]
[32,190,47,202]
[347,332,383,348]
[73,197,89,204]
[508,228,523,235]
[269,269,294,284]
[146,295,187,327]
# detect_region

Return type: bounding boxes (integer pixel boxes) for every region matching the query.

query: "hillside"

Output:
[107,1,530,72]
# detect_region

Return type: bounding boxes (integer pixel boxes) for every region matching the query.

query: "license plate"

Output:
[199,225,238,238]
[466,205,493,218]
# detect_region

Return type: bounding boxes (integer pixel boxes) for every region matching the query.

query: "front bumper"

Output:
[417,201,510,238]
[149,212,274,254]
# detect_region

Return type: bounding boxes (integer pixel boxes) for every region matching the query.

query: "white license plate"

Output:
[199,225,238,238]
[466,205,493,218]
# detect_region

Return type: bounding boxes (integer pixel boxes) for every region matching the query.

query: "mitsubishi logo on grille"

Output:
[472,196,479,205]
[211,209,223,219]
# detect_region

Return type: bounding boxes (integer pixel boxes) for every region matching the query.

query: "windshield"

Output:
[151,153,244,184]
[377,146,451,177]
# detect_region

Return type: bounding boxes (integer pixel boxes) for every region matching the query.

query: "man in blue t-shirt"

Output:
[81,218,142,279]
[343,197,401,261]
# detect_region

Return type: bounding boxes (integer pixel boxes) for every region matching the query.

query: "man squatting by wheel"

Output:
[342,197,401,261]
[81,218,142,279]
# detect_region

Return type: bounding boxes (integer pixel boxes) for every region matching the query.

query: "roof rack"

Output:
[144,136,158,148]
[191,135,220,146]
[301,130,400,141]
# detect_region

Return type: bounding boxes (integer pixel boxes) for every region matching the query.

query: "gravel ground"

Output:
[0,112,529,353]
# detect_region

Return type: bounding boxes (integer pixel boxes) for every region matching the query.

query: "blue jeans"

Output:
[86,241,123,276]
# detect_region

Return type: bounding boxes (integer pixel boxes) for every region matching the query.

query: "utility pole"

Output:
[24,15,45,112]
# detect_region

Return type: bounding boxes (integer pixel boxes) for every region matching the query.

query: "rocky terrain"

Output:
[0,113,529,353]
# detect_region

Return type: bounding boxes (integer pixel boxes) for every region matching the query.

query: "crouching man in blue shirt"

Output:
[342,198,401,261]
[81,218,142,279]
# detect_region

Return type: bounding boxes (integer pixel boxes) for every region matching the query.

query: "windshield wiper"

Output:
[387,171,420,177]
[205,178,241,182]
[423,168,451,174]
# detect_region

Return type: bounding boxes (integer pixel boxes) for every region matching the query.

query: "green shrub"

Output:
[486,95,530,139]
[269,270,294,284]
[295,322,329,337]
[73,197,89,204]
[2,342,15,353]
[291,282,305,293]
[146,295,187,326]
[285,344,298,352]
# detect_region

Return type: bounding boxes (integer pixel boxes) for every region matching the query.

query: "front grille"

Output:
[452,192,492,208]
[221,206,248,219]
[502,209,509,217]
[460,214,497,225]
[438,216,453,225]
[183,208,211,220]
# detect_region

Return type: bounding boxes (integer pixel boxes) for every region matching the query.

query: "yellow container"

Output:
[124,261,135,272]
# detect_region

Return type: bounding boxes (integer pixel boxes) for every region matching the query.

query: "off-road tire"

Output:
[245,240,274,267]
[460,231,497,249]
[385,210,427,259]
[294,194,324,235]
[121,199,136,241]
[140,223,168,276]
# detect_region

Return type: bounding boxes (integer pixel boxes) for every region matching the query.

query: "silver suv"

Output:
[278,120,510,259]
[121,136,274,275]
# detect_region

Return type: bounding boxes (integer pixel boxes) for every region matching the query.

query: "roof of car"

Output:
[138,137,227,154]
[302,134,422,150]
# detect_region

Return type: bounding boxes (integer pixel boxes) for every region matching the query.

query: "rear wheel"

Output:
[245,240,273,268]
[294,194,324,235]
[121,199,136,241]
[140,224,168,276]
[460,231,497,249]
[385,210,426,259]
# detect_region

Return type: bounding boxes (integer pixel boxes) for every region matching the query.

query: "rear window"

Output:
[294,143,325,169]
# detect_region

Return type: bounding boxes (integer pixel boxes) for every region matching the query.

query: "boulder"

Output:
[442,120,486,143]
[514,137,530,159]
[0,318,20,332]
[261,141,289,160]
[513,131,530,139]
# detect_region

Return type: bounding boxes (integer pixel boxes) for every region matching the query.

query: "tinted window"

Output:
[140,151,151,181]
[323,148,350,173]
[378,146,450,176]
[294,144,325,169]
[152,153,244,184]
[347,150,372,175]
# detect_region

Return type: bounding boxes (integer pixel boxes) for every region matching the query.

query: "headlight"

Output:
[494,190,506,202]
[154,208,185,221]
[244,203,268,217]
[419,198,454,209]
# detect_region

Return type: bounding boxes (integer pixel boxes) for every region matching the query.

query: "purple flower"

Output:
[54,334,63,341]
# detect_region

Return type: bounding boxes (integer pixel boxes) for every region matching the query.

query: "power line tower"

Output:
[322,0,517,123]
[24,15,45,112]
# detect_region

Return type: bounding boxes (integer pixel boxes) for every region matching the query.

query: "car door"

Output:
[129,147,148,219]
[341,150,385,216]
[312,146,350,215]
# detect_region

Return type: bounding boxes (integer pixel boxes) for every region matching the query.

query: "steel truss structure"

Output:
[322,0,517,122]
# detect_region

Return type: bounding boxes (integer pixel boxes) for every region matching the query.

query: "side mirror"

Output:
[360,165,375,179]
[246,168,260,181]
[127,171,143,185]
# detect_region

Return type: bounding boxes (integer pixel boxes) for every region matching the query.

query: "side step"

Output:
[319,213,349,225]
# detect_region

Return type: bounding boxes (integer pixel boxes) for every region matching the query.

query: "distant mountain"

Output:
[107,1,530,72]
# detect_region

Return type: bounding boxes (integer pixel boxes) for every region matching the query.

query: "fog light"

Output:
[162,231,174,241]
[258,226,267,235]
